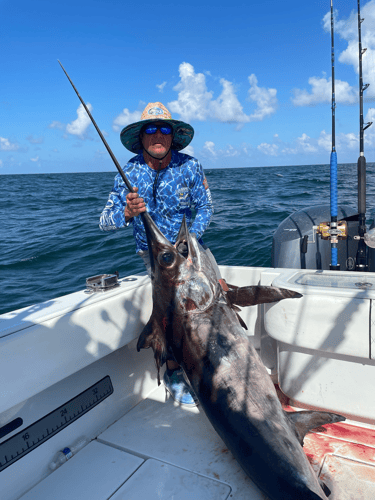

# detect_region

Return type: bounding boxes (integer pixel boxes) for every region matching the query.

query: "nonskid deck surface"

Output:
[20,384,375,500]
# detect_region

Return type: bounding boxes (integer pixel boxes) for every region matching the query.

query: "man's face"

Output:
[141,122,173,159]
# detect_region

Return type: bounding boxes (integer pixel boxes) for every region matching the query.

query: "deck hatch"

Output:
[110,459,232,500]
[289,272,375,289]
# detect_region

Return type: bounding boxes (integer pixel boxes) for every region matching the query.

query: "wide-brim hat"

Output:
[120,102,194,153]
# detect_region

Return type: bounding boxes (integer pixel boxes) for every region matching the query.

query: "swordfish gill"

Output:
[137,213,345,500]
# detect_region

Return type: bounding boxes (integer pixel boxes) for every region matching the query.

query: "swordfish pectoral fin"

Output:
[137,318,167,385]
[285,410,346,446]
[226,285,302,307]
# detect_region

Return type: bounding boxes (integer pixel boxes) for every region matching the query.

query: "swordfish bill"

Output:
[137,215,345,500]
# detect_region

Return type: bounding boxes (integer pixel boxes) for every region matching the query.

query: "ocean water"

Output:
[1,163,375,315]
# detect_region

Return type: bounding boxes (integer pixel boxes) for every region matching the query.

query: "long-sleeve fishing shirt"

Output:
[99,150,214,253]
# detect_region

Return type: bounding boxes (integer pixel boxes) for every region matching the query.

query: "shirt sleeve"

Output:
[189,161,214,239]
[99,173,130,231]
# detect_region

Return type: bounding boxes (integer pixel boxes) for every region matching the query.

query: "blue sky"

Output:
[2,0,375,174]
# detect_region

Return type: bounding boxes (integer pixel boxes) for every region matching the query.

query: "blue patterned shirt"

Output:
[99,151,214,253]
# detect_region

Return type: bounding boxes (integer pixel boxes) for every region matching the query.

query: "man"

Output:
[100,102,214,405]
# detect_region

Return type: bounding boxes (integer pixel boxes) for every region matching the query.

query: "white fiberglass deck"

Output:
[19,384,375,500]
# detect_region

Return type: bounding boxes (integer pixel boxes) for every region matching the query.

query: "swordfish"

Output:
[137,213,345,500]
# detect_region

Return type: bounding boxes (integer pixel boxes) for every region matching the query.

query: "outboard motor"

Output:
[272,204,375,271]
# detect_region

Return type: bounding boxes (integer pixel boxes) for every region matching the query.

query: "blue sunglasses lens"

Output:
[144,125,172,135]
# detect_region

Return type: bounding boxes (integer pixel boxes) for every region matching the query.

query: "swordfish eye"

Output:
[158,251,175,267]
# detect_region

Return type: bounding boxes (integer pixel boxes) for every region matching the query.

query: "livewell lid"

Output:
[289,272,375,290]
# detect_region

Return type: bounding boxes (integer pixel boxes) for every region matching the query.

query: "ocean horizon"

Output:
[1,162,374,315]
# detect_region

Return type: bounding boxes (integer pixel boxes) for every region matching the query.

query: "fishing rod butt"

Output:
[357,155,366,216]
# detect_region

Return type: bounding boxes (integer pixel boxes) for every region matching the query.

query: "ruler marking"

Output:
[0,376,113,473]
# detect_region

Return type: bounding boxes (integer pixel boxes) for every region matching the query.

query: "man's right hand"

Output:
[125,187,146,221]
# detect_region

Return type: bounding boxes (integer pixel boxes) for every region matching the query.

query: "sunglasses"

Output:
[143,124,173,135]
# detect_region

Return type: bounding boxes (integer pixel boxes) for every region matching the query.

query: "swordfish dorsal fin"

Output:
[137,317,167,385]
[285,410,346,446]
[225,284,302,307]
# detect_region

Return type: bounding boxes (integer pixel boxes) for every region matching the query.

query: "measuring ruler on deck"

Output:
[0,376,113,473]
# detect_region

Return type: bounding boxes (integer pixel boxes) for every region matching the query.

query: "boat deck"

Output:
[19,384,375,500]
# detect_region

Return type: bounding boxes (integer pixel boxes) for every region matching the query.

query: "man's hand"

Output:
[125,187,146,221]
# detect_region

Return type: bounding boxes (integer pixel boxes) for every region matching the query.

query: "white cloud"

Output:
[27,135,44,144]
[180,144,194,156]
[0,159,3,167]
[112,109,142,132]
[224,144,240,156]
[113,63,277,131]
[279,134,318,155]
[203,141,216,156]
[210,78,250,123]
[0,137,19,151]
[257,143,279,156]
[168,63,213,122]
[156,81,167,92]
[168,62,277,125]
[318,128,361,151]
[200,141,253,162]
[49,121,65,130]
[328,1,375,97]
[318,130,332,151]
[30,156,39,162]
[365,106,375,124]
[292,2,375,107]
[342,132,359,149]
[292,77,357,106]
[297,133,317,152]
[66,103,93,137]
[248,74,278,120]
[280,146,298,155]
[364,107,375,146]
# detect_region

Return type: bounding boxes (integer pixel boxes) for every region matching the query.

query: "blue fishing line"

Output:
[331,247,338,266]
[330,151,338,266]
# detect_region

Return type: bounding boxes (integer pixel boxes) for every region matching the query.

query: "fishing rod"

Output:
[329,0,340,271]
[355,0,372,271]
[58,60,135,195]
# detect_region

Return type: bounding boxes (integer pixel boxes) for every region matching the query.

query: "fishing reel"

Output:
[363,228,375,248]
[315,220,348,242]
